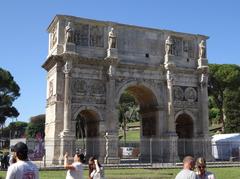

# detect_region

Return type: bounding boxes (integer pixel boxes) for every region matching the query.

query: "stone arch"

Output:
[175,110,196,123]
[73,105,103,121]
[73,106,103,158]
[175,110,195,160]
[116,80,160,106]
[116,80,161,161]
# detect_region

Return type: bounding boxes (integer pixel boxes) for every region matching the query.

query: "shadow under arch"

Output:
[73,106,103,158]
[175,111,194,160]
[117,81,161,162]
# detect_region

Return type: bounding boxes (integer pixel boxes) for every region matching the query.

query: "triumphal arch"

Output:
[43,15,211,164]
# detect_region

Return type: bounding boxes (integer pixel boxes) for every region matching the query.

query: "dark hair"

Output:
[14,142,28,160]
[88,156,96,178]
[77,153,85,163]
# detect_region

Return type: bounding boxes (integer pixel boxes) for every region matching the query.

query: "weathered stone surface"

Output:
[42,15,210,164]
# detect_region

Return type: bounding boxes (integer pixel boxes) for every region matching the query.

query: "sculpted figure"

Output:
[65,22,75,43]
[108,27,117,49]
[200,73,208,88]
[199,40,206,58]
[165,36,173,55]
[63,60,72,74]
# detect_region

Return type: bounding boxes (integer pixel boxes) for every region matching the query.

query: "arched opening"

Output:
[118,84,159,162]
[176,113,194,160]
[75,109,100,158]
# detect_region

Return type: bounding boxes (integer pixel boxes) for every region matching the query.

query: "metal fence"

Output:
[3,138,240,166]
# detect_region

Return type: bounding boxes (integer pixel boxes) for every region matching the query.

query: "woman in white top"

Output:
[64,152,85,179]
[88,157,105,179]
[196,157,216,179]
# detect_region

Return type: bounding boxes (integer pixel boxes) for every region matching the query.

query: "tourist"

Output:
[64,152,85,179]
[196,157,215,179]
[6,142,39,179]
[8,145,16,165]
[1,153,9,169]
[88,156,105,179]
[175,155,197,179]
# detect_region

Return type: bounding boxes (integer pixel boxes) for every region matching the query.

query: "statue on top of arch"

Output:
[199,40,206,59]
[165,36,173,55]
[65,21,75,44]
[108,27,117,49]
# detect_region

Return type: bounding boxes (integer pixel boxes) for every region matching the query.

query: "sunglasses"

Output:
[198,166,206,169]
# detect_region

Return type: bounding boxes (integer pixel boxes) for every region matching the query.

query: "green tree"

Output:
[224,89,240,133]
[118,92,140,144]
[208,64,240,132]
[26,114,45,138]
[8,121,28,138]
[0,68,20,136]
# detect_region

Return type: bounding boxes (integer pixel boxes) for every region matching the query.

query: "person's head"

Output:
[13,142,28,161]
[196,157,206,175]
[88,156,96,176]
[88,156,96,168]
[74,153,85,163]
[183,156,195,170]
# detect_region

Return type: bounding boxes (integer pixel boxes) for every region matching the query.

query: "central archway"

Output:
[117,82,160,162]
[176,113,194,160]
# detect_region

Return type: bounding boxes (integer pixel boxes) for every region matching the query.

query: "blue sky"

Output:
[0,0,239,124]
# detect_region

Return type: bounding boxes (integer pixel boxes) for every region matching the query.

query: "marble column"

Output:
[200,68,209,136]
[197,41,213,160]
[104,57,120,164]
[59,60,75,164]
[163,36,178,162]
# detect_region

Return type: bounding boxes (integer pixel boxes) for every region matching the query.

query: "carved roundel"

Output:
[174,86,184,101]
[185,87,197,102]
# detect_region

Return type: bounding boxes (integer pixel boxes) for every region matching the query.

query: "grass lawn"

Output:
[1,167,240,179]
[119,130,140,141]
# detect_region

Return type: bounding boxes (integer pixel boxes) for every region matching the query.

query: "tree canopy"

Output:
[208,64,240,132]
[8,121,28,138]
[0,67,20,126]
[25,114,45,138]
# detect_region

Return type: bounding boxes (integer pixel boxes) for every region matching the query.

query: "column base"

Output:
[105,157,120,164]
[58,131,75,165]
[107,48,118,58]
[164,134,179,163]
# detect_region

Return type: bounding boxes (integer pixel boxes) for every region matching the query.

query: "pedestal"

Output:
[194,136,214,161]
[104,134,119,164]
[64,42,76,52]
[107,48,118,59]
[164,133,179,163]
[197,58,208,68]
[58,131,75,165]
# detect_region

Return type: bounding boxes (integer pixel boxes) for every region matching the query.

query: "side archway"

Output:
[175,111,195,160]
[73,106,103,158]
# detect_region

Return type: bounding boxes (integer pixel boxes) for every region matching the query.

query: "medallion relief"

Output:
[173,86,184,101]
[185,87,197,102]
[173,86,198,102]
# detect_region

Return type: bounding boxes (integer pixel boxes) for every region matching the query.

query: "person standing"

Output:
[196,157,215,179]
[6,142,39,179]
[175,156,197,179]
[88,157,105,179]
[64,152,85,179]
